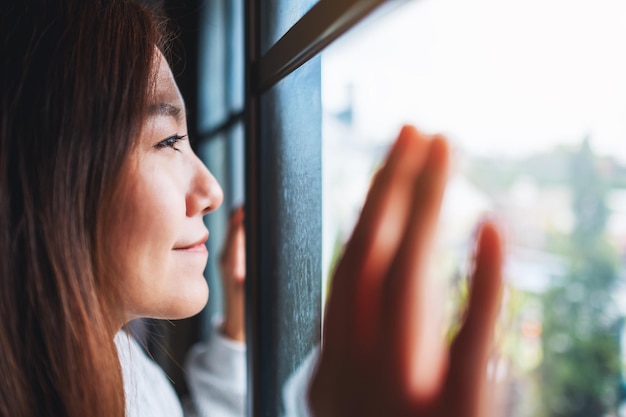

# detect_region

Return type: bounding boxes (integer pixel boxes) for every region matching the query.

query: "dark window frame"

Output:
[243,1,393,416]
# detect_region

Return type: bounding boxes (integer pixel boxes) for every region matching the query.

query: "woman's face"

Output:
[109,53,223,325]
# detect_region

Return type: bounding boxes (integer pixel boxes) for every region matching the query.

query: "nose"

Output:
[186,153,223,217]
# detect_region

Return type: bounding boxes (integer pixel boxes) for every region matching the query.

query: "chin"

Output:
[167,279,210,319]
[146,277,210,320]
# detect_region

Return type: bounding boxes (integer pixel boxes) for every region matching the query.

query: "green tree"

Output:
[538,138,621,417]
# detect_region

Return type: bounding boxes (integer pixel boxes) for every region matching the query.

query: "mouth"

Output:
[173,232,209,252]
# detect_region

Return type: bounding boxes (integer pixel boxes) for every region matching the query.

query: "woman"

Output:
[0,1,503,417]
[1,2,206,415]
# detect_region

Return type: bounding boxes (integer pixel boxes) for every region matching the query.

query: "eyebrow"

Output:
[147,102,184,122]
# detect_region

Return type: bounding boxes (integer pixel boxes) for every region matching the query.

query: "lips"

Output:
[173,232,209,251]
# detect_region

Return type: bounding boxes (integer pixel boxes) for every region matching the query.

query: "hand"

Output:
[309,126,503,416]
[219,206,246,342]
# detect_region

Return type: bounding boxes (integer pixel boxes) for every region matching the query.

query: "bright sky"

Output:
[322,0,626,161]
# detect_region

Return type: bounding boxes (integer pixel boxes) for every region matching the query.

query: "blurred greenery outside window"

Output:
[321,1,626,416]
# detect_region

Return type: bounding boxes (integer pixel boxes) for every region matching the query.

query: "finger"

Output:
[323,126,431,354]
[381,136,450,401]
[230,206,245,225]
[220,206,245,265]
[446,221,503,415]
[230,221,246,284]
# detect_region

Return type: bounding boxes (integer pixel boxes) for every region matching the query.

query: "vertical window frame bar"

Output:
[244,1,397,416]
[244,0,263,414]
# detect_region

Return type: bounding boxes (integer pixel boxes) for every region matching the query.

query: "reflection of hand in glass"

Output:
[309,126,503,417]
[219,207,246,343]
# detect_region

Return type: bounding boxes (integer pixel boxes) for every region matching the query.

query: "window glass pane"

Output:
[198,123,245,326]
[252,55,322,416]
[199,0,244,134]
[260,0,318,54]
[198,0,245,339]
[322,1,626,416]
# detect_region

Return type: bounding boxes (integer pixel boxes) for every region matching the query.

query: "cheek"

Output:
[108,164,189,319]
[117,171,183,262]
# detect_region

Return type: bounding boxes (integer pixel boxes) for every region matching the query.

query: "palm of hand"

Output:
[309,126,503,417]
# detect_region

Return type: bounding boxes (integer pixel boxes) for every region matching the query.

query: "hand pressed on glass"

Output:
[309,126,503,417]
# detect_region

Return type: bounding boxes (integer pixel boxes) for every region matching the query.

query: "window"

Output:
[160,0,626,416]
[321,1,626,417]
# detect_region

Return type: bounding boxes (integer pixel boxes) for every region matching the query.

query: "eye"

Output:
[154,134,187,152]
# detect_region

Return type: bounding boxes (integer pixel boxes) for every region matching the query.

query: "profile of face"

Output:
[108,52,223,325]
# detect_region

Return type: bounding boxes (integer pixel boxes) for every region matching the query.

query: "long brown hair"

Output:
[0,1,169,416]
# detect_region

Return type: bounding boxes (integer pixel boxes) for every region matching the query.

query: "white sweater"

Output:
[115,329,317,417]
[116,330,246,417]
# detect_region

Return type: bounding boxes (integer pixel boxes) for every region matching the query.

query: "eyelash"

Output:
[155,134,187,152]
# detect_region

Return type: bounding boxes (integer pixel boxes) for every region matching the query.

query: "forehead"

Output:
[152,52,185,109]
